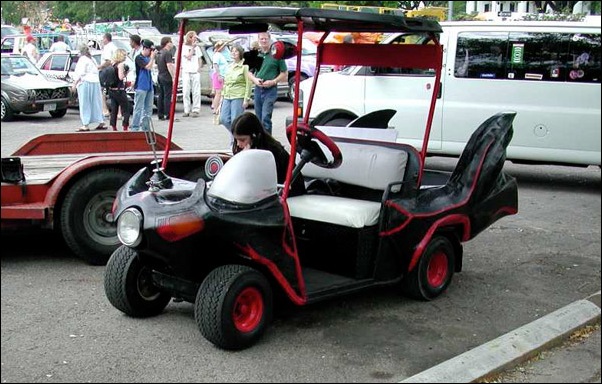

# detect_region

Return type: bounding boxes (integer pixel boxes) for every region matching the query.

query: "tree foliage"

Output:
[1,1,598,32]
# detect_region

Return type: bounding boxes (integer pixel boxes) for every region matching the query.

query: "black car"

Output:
[1,53,71,121]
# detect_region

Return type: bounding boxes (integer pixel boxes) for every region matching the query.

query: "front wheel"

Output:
[402,236,455,301]
[195,265,273,350]
[1,98,14,122]
[104,245,171,317]
[60,168,132,265]
[288,74,308,102]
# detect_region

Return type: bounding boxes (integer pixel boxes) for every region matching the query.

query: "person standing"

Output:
[100,33,118,117]
[130,39,156,132]
[219,44,251,131]
[129,34,142,61]
[49,35,69,52]
[107,49,131,131]
[246,32,287,134]
[180,31,202,118]
[210,40,228,113]
[22,35,39,62]
[71,45,106,132]
[156,36,175,121]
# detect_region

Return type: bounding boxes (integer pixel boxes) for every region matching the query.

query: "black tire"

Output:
[60,168,132,265]
[1,97,14,122]
[49,109,67,118]
[287,74,308,102]
[402,236,455,301]
[195,265,273,350]
[104,245,171,317]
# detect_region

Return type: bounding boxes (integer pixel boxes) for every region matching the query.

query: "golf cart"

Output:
[104,7,518,350]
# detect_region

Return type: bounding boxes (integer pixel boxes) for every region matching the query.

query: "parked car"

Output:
[1,32,74,55]
[1,25,20,39]
[1,53,71,121]
[37,50,136,106]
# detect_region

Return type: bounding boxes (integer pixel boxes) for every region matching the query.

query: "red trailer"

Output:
[1,131,228,265]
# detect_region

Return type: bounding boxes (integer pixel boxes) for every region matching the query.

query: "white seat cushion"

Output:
[288,195,381,228]
[302,142,407,191]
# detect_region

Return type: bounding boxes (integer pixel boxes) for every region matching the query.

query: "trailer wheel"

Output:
[1,97,14,122]
[195,265,272,350]
[60,168,132,265]
[402,236,455,301]
[104,245,171,317]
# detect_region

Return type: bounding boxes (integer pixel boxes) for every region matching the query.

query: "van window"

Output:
[455,31,601,83]
[371,33,438,76]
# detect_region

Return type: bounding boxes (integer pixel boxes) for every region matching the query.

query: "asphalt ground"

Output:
[1,102,600,382]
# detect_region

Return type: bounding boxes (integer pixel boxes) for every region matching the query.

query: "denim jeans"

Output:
[219,98,245,131]
[131,88,154,131]
[253,85,278,134]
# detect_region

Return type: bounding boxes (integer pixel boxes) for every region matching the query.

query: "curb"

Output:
[400,291,601,383]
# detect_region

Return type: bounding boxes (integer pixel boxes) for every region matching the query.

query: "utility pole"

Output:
[448,0,453,20]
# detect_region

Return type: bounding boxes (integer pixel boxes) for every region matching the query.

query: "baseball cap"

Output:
[142,39,154,49]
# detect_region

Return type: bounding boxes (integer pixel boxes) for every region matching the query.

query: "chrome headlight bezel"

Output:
[117,208,143,247]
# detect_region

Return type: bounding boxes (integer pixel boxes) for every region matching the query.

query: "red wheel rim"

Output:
[427,251,448,288]
[233,287,264,333]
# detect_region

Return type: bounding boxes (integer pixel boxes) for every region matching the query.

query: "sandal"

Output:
[76,127,90,132]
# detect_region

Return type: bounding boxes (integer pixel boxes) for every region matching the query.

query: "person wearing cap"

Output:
[130,39,157,132]
[22,35,39,62]
[210,40,228,114]
[246,32,287,134]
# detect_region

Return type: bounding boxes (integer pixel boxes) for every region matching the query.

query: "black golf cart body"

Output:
[104,7,518,350]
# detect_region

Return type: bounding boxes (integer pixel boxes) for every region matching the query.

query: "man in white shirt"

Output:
[100,33,118,116]
[49,35,70,52]
[180,31,203,117]
[22,35,39,62]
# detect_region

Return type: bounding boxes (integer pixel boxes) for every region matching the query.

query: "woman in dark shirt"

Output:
[231,112,305,196]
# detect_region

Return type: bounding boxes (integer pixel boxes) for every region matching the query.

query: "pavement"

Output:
[401,291,601,383]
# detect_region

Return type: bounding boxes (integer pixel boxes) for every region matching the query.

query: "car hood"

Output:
[2,73,70,89]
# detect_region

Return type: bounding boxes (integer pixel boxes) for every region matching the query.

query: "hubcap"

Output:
[233,287,263,333]
[427,250,448,288]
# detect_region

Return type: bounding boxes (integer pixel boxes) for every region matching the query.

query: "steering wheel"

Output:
[286,123,342,169]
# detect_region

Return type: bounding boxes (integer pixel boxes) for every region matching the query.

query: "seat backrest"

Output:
[303,141,408,191]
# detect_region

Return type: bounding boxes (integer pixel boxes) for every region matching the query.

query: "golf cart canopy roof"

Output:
[175,7,442,34]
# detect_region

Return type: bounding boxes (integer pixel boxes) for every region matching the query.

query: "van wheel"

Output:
[195,265,273,350]
[60,168,132,265]
[49,109,67,118]
[324,117,352,126]
[402,236,455,301]
[104,245,171,317]
[1,98,14,122]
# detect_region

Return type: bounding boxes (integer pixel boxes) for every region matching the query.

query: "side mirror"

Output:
[270,41,297,60]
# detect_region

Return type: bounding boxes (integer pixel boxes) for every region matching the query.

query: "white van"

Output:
[298,21,601,167]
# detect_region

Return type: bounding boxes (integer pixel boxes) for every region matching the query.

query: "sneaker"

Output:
[191,111,199,118]
[158,116,166,121]
[182,112,190,117]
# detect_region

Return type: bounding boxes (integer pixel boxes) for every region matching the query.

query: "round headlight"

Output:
[117,208,143,247]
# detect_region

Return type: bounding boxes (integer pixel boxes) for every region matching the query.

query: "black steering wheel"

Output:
[286,123,342,169]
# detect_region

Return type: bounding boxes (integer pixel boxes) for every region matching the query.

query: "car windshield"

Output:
[1,55,42,76]
[1,26,20,39]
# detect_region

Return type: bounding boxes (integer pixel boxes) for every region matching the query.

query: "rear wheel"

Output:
[195,265,273,350]
[104,245,171,317]
[324,117,352,126]
[49,109,67,118]
[402,236,455,300]
[60,168,132,265]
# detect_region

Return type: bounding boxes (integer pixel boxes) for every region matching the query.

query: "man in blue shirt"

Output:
[131,39,157,131]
